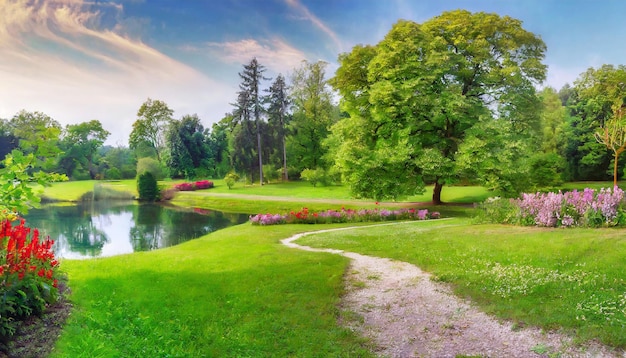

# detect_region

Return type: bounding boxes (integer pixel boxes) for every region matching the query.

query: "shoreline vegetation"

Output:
[12,180,624,356]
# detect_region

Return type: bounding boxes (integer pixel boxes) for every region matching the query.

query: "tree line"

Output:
[2,10,626,203]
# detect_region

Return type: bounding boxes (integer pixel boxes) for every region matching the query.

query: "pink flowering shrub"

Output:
[477,187,626,228]
[250,207,440,226]
[174,180,214,192]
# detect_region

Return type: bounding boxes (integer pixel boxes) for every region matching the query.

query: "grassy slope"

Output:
[297,220,626,348]
[52,224,375,357]
[45,179,626,353]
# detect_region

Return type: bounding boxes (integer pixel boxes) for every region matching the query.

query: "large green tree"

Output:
[9,110,62,170]
[266,74,291,180]
[288,60,337,175]
[166,114,210,178]
[129,98,174,163]
[236,58,269,185]
[566,65,626,181]
[58,120,110,179]
[329,11,546,203]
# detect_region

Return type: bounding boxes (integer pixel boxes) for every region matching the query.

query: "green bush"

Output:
[224,172,240,190]
[137,172,159,201]
[106,167,122,180]
[529,152,565,189]
[136,157,165,180]
[262,164,279,183]
[300,168,329,187]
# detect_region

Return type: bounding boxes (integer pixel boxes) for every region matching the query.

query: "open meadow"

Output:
[33,180,626,355]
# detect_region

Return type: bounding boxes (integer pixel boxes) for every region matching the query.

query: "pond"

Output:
[22,201,249,259]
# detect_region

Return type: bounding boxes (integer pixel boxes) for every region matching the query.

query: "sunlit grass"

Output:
[52,223,375,357]
[297,220,626,348]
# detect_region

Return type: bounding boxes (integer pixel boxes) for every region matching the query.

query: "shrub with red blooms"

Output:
[250,207,440,225]
[174,180,214,192]
[0,219,61,339]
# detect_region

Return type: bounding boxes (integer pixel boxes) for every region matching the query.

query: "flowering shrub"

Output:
[477,187,626,228]
[250,207,440,226]
[174,180,214,191]
[0,219,61,338]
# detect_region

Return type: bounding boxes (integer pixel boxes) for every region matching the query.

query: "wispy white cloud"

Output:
[0,0,232,145]
[283,0,344,52]
[204,38,307,73]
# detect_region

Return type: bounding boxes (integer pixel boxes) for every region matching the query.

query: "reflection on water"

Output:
[22,201,248,259]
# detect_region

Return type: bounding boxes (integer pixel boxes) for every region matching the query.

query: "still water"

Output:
[23,201,249,259]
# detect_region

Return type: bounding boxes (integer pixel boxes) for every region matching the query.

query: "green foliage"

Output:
[565,65,626,181]
[300,168,321,187]
[129,98,174,163]
[57,120,110,179]
[262,164,279,183]
[329,11,546,202]
[106,167,122,180]
[136,157,164,180]
[287,61,337,174]
[166,114,211,179]
[300,168,332,187]
[136,172,159,201]
[0,150,68,220]
[474,197,522,225]
[529,152,565,189]
[0,218,62,341]
[224,172,240,190]
[8,111,62,170]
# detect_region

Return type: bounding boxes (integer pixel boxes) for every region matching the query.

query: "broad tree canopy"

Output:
[329,10,546,202]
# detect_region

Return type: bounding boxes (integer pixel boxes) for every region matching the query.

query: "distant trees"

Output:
[288,61,337,176]
[166,114,211,179]
[8,110,62,170]
[129,98,174,163]
[58,120,110,179]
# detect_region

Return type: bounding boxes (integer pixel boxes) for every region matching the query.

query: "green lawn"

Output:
[43,178,626,353]
[52,223,375,357]
[297,220,626,348]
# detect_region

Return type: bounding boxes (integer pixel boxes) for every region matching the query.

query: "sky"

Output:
[2,0,626,146]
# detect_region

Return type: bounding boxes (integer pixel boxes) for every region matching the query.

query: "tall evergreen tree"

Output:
[237,58,269,185]
[266,74,290,180]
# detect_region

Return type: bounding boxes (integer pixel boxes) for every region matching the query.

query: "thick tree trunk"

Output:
[432,181,444,205]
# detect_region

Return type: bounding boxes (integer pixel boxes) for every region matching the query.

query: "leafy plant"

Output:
[0,150,67,221]
[477,187,626,227]
[137,172,159,201]
[300,168,329,187]
[224,172,240,190]
[0,219,61,340]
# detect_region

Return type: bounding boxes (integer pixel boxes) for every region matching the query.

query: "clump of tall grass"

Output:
[80,183,135,201]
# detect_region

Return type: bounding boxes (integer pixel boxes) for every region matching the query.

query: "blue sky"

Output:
[1,0,625,145]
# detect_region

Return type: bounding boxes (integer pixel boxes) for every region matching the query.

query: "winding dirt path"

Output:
[281,223,623,358]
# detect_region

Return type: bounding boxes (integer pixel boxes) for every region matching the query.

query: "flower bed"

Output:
[250,207,440,226]
[174,180,214,191]
[477,187,626,228]
[0,219,61,338]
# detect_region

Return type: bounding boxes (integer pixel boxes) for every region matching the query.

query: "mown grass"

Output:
[44,179,626,353]
[52,223,375,357]
[297,220,626,348]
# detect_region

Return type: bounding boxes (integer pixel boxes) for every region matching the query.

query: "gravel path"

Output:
[281,224,624,358]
